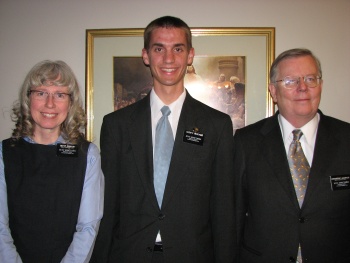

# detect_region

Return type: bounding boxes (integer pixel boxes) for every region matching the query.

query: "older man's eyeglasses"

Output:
[29,90,71,101]
[274,75,322,89]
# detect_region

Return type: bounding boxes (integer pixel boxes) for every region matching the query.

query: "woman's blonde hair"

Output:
[11,60,86,144]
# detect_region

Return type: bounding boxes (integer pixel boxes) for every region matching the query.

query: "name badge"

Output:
[183,130,204,146]
[57,144,78,157]
[329,175,350,191]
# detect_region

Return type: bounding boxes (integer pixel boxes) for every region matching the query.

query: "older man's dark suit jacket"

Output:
[91,91,236,263]
[233,110,350,263]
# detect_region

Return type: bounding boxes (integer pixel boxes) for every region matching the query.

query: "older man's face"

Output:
[269,55,322,127]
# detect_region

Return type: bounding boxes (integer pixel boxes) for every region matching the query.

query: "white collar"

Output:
[278,113,319,144]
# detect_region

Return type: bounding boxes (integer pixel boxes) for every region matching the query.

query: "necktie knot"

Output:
[292,129,303,142]
[161,106,171,117]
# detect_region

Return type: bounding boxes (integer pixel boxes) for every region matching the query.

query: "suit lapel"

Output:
[260,114,300,209]
[302,113,339,208]
[128,95,159,210]
[161,94,201,209]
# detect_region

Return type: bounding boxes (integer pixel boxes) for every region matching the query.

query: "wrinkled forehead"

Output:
[277,56,319,76]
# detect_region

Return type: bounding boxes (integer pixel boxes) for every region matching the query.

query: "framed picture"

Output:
[113,56,246,129]
[86,27,275,147]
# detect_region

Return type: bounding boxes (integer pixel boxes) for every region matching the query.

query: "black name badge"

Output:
[57,144,78,157]
[329,175,350,191]
[183,130,204,146]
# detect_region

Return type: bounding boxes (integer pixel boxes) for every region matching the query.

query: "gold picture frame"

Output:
[85,27,275,146]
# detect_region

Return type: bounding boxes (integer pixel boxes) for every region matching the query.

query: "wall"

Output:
[1,0,349,141]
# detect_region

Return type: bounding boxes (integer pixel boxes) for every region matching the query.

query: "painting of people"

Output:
[113,56,246,130]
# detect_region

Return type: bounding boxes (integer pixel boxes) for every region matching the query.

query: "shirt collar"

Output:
[23,135,66,145]
[150,88,186,113]
[278,113,319,144]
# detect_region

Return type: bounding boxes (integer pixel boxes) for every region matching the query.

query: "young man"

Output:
[91,16,236,263]
[234,48,350,262]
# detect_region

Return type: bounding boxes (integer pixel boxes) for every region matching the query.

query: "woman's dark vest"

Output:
[2,138,90,263]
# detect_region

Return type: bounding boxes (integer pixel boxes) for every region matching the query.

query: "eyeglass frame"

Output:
[273,75,322,89]
[28,90,72,101]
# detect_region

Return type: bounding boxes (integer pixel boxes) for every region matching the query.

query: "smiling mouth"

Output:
[42,113,57,118]
[162,68,176,73]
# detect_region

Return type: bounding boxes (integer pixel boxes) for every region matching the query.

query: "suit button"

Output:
[146,247,153,252]
[299,217,307,223]
[158,213,165,220]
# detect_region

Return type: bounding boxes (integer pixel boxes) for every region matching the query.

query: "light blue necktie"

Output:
[154,106,174,207]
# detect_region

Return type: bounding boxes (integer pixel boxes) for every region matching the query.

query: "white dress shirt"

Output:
[278,113,320,166]
[150,89,186,151]
[278,113,320,262]
[150,88,186,243]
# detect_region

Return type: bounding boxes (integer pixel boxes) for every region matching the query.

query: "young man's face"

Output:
[142,27,194,94]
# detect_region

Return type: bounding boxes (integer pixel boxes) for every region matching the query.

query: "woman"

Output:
[0,60,104,263]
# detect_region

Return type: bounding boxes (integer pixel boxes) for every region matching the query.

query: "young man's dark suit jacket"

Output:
[233,110,350,263]
[91,91,236,263]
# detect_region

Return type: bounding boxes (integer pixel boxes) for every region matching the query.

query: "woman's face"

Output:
[29,85,71,141]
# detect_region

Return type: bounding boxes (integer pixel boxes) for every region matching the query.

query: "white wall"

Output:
[1,0,349,141]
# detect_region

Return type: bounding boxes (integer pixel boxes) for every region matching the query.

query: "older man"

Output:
[233,48,350,262]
